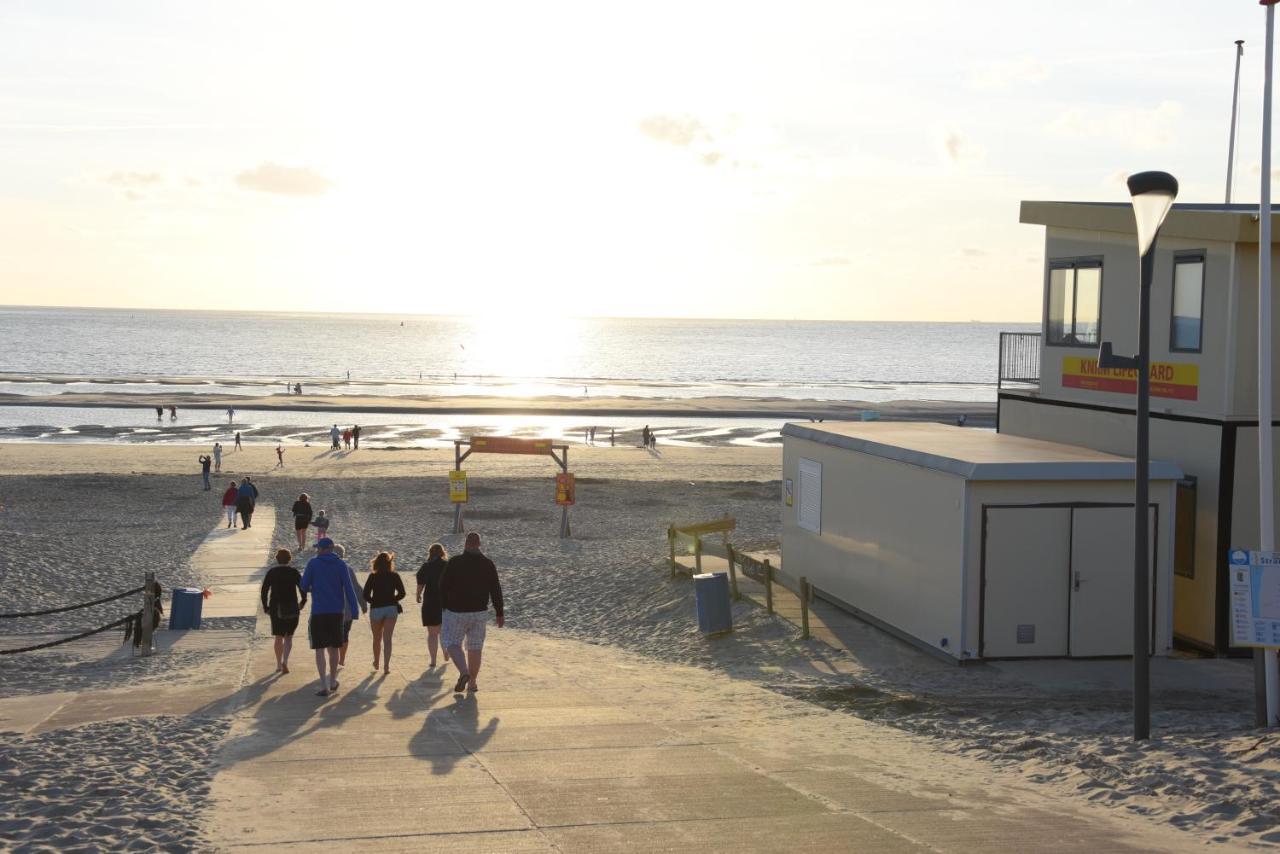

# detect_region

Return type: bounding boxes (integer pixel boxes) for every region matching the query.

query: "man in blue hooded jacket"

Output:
[300,538,361,697]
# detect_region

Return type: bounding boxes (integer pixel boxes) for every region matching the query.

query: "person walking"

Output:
[363,552,406,674]
[311,509,330,542]
[236,476,258,528]
[291,493,313,550]
[352,425,361,450]
[300,538,360,697]
[198,454,212,490]
[295,382,302,395]
[275,444,285,469]
[415,543,448,667]
[213,442,223,473]
[439,531,504,693]
[227,406,236,424]
[333,543,366,669]
[169,405,177,420]
[329,424,340,450]
[642,425,650,448]
[261,548,306,674]
[155,406,163,421]
[221,480,239,528]
[342,429,352,450]
[234,431,242,451]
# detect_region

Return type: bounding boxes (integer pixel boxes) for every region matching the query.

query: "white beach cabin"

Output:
[780,422,1180,662]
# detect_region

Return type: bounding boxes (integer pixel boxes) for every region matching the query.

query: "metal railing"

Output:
[998,331,1041,388]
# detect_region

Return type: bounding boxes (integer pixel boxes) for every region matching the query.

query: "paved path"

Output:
[194,505,277,621]
[208,627,1196,852]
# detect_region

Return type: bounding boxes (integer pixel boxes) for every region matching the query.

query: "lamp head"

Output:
[1127,170,1179,256]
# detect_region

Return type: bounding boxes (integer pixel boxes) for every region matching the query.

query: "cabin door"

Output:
[982,508,1070,657]
[1069,507,1155,657]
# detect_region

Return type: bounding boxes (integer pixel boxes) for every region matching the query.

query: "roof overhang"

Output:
[1020,201,1264,244]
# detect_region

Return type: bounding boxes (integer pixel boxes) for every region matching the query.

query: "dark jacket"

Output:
[439,550,503,617]
[415,557,447,609]
[363,572,406,609]
[260,565,306,616]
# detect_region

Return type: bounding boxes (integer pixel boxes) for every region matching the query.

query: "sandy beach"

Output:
[0,441,1276,849]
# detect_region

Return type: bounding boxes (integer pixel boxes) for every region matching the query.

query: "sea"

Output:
[0,306,1036,447]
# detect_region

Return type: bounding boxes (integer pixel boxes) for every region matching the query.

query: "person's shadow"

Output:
[413,692,498,775]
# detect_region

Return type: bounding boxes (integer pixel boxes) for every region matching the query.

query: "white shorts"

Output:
[441,610,488,651]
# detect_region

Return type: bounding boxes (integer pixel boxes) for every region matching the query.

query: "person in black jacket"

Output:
[439,532,504,693]
[291,493,313,551]
[415,543,448,667]
[363,552,406,675]
[261,548,306,673]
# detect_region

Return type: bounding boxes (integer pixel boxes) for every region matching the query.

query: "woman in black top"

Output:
[415,543,448,667]
[260,548,307,673]
[362,552,406,675]
[291,493,313,551]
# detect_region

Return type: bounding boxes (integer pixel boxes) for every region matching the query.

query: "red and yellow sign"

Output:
[1061,357,1199,401]
[448,470,469,503]
[555,472,576,506]
[470,436,553,455]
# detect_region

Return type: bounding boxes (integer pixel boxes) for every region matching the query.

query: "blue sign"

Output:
[1229,549,1280,648]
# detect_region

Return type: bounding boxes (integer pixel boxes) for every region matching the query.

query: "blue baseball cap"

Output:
[316,537,334,549]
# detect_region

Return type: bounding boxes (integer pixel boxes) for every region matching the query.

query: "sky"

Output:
[0,2,1274,321]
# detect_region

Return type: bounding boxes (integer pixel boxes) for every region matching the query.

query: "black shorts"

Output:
[309,614,344,649]
[421,601,442,627]
[342,619,353,644]
[270,613,299,636]
[294,517,310,531]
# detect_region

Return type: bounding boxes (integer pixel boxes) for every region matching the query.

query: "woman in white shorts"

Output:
[362,552,406,675]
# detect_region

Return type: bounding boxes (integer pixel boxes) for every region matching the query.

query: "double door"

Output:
[982,505,1155,658]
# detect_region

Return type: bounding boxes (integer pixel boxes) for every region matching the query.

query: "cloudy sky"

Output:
[0,2,1271,320]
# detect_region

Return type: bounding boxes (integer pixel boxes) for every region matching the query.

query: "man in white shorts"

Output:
[439,532,504,693]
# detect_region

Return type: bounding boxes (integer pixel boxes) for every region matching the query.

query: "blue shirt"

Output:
[237,481,258,499]
[300,552,360,616]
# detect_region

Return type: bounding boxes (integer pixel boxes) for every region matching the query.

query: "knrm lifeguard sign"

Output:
[1061,356,1198,401]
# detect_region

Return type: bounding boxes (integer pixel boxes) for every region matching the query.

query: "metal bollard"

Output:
[764,559,774,613]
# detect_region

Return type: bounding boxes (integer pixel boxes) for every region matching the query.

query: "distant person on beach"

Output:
[330,425,340,449]
[439,531,504,693]
[236,476,258,528]
[198,454,212,490]
[155,406,163,420]
[291,493,313,550]
[234,432,242,451]
[295,382,302,395]
[261,548,306,674]
[222,481,239,528]
[312,509,330,541]
[300,537,361,697]
[642,425,650,448]
[610,429,615,446]
[416,543,448,667]
[275,444,285,468]
[227,406,235,423]
[363,552,406,674]
[169,405,177,420]
[353,425,361,449]
[213,442,222,472]
[333,543,366,669]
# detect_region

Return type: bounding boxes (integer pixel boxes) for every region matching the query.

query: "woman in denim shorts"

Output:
[362,552,406,674]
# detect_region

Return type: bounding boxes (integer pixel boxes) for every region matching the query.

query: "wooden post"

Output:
[725,544,739,600]
[694,537,703,575]
[668,526,676,577]
[763,559,774,613]
[141,571,155,657]
[800,576,810,640]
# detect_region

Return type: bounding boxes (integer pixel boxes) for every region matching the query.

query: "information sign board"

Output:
[470,437,553,455]
[1229,549,1280,647]
[448,470,469,504]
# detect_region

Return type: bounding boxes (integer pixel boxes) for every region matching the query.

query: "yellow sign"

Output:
[555,472,575,506]
[448,470,468,504]
[1061,357,1198,401]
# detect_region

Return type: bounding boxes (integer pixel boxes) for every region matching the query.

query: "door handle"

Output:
[1073,571,1081,592]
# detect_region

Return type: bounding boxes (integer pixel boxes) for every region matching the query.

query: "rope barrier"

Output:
[0,616,133,655]
[0,586,145,620]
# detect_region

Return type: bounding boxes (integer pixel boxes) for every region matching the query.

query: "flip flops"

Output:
[453,673,470,693]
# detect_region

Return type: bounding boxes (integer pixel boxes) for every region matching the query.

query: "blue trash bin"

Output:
[693,572,733,634]
[169,588,205,630]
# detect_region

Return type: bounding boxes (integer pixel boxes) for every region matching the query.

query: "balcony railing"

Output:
[998,331,1041,389]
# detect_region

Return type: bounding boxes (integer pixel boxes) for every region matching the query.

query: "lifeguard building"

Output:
[781,201,1274,661]
[998,201,1280,655]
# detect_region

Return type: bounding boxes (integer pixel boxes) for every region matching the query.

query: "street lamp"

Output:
[1098,169,1178,742]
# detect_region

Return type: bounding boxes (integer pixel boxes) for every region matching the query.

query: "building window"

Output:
[1175,476,1197,579]
[798,458,822,534]
[1046,259,1102,346]
[1170,252,1205,353]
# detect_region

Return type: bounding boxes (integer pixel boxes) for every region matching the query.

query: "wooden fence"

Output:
[667,519,810,639]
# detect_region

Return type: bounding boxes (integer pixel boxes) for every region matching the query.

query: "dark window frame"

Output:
[1044,256,1104,348]
[1169,250,1207,354]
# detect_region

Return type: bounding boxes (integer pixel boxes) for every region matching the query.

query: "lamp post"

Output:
[1099,170,1178,742]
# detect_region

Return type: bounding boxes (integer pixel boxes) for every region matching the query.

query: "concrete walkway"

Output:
[194,505,277,620]
[208,627,1197,852]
